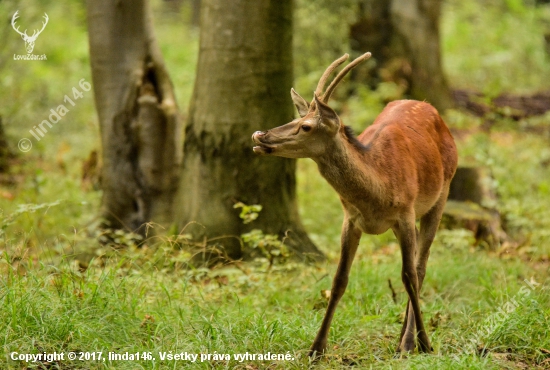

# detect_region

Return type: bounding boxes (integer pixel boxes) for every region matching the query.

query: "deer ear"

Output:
[291,88,309,118]
[314,95,339,133]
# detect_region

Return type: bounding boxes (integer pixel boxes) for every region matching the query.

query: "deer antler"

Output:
[321,52,372,103]
[11,11,27,37]
[314,53,349,98]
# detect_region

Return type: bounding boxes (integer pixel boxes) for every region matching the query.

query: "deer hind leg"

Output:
[309,217,362,358]
[393,213,432,354]
[396,226,419,353]
[397,189,450,353]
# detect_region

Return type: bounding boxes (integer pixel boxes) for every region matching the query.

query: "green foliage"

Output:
[234,202,290,266]
[241,229,290,266]
[233,202,263,224]
[442,0,550,95]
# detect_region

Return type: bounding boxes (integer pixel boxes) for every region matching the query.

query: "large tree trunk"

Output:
[177,0,324,261]
[87,0,182,233]
[350,0,453,111]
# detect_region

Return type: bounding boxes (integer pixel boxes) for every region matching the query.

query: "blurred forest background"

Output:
[1,0,550,369]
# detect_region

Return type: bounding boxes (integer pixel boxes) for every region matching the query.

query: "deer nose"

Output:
[252,131,266,141]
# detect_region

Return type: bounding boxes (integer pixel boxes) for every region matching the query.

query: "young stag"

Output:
[251,53,457,356]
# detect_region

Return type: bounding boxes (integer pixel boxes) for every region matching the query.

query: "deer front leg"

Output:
[393,215,432,354]
[309,217,362,358]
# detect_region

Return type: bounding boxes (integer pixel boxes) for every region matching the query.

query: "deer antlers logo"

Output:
[11,11,49,54]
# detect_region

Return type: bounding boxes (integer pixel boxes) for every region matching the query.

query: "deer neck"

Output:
[313,130,380,204]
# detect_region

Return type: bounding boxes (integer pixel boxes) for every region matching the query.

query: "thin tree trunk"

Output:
[350,0,453,111]
[177,0,324,261]
[87,0,182,233]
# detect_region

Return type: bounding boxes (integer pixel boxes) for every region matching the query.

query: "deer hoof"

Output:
[396,337,416,353]
[417,341,433,353]
[308,343,327,359]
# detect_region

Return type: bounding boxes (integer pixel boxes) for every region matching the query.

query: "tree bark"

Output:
[190,0,201,27]
[350,0,453,111]
[87,0,182,233]
[0,117,11,173]
[177,0,324,262]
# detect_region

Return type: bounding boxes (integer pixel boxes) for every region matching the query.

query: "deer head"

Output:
[12,11,49,54]
[252,52,371,159]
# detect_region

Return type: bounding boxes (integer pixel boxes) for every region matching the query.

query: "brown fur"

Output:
[251,55,458,357]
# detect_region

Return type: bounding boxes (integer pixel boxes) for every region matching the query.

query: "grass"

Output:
[1,226,549,369]
[1,0,550,369]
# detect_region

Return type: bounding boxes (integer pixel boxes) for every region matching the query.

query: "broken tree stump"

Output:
[442,166,507,249]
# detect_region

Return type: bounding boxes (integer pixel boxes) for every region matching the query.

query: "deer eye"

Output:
[301,125,312,132]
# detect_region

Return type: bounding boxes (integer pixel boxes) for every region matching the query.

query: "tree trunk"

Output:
[0,117,11,173]
[350,0,453,111]
[177,0,324,262]
[87,0,182,233]
[191,0,201,27]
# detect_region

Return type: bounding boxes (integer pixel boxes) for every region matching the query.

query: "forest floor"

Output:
[1,107,550,370]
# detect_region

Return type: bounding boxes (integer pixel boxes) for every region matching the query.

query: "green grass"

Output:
[2,0,550,369]
[1,228,549,369]
[2,117,550,369]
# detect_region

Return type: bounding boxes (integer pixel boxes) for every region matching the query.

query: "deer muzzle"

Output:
[252,131,274,155]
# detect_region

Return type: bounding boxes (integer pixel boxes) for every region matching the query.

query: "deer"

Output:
[11,11,49,54]
[251,52,457,357]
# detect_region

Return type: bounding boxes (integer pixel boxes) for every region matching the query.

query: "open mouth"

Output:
[252,132,274,155]
[252,145,273,154]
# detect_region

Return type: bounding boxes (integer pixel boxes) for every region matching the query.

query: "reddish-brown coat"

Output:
[252,53,458,356]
